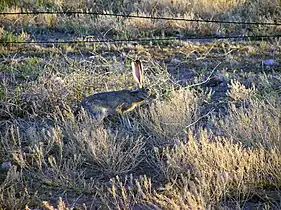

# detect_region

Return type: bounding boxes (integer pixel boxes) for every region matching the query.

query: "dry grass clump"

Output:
[227,79,256,101]
[0,166,33,209]
[235,0,281,20]
[96,175,154,210]
[215,96,281,150]
[21,75,69,115]
[0,6,58,29]
[61,115,146,176]
[252,73,281,97]
[151,134,281,208]
[1,113,145,178]
[42,197,68,210]
[0,74,69,118]
[20,69,96,116]
[139,88,202,144]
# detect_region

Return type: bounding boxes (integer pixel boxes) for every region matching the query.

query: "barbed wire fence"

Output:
[1,35,281,45]
[1,11,281,25]
[0,11,281,45]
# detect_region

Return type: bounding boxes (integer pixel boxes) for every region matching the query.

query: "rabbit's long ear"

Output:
[132,60,144,88]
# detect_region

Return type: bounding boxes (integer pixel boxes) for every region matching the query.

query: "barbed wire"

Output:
[1,11,281,26]
[1,35,280,45]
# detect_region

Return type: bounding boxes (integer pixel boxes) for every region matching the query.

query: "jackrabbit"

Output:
[79,60,150,122]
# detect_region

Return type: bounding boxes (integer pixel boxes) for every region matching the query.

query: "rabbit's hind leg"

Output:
[91,109,107,124]
[80,103,108,125]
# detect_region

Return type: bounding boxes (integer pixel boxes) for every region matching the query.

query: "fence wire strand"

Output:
[1,10,280,45]
[0,11,281,26]
[1,35,280,45]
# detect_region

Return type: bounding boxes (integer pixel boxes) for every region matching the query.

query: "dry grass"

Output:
[139,89,203,145]
[1,65,281,208]
[215,96,281,149]
[0,0,281,209]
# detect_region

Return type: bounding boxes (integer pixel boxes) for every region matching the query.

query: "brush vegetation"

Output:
[0,0,281,209]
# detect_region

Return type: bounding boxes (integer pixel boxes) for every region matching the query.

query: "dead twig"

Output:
[174,108,215,138]
[187,62,222,88]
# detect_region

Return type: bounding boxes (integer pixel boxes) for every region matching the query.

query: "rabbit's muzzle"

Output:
[130,88,150,102]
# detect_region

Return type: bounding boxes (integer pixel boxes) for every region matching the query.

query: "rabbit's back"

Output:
[81,90,131,109]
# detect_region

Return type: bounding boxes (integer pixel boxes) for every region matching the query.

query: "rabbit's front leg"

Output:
[118,102,134,114]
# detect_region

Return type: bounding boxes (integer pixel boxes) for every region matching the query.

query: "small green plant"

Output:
[0,28,29,44]
[0,0,15,11]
